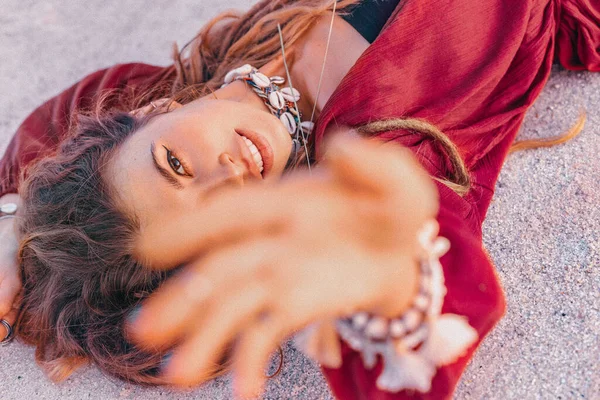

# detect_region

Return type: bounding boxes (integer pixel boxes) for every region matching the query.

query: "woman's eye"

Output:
[165,148,186,175]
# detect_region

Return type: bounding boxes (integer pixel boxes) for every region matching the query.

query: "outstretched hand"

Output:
[127,134,438,398]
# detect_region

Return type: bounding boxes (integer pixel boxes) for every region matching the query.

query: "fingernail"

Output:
[127,305,142,325]
[160,351,173,373]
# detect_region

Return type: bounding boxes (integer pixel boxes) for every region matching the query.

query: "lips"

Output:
[241,136,264,173]
[235,128,274,178]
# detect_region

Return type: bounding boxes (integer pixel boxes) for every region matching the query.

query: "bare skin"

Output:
[0,16,370,337]
[107,15,370,232]
[1,13,440,398]
[123,14,437,398]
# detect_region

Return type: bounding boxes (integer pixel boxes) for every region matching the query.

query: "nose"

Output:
[217,152,245,188]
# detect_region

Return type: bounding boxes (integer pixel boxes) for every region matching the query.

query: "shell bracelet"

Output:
[222,64,314,157]
[295,220,479,394]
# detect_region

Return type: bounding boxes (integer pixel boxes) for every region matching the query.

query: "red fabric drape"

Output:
[313,0,598,399]
[0,0,597,398]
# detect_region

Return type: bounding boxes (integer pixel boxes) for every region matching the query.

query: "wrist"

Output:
[371,254,420,318]
[0,193,20,238]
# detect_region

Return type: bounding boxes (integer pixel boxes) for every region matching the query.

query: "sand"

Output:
[0,1,598,399]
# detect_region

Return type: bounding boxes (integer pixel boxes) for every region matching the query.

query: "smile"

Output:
[235,128,274,177]
[241,136,264,173]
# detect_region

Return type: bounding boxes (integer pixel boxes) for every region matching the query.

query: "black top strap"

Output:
[341,0,402,43]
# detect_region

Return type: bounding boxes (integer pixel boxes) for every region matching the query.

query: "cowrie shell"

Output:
[401,325,428,349]
[251,72,271,88]
[364,316,389,339]
[268,91,285,109]
[352,312,369,329]
[402,309,421,332]
[300,121,315,134]
[413,294,430,311]
[270,76,285,85]
[0,203,17,214]
[223,70,237,84]
[223,65,253,84]
[280,87,300,102]
[280,112,297,134]
[236,64,253,75]
[390,319,407,338]
[291,138,302,154]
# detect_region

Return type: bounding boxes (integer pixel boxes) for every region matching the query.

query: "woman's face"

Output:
[107,98,293,233]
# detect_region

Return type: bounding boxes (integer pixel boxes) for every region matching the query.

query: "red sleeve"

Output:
[310,0,598,397]
[555,0,600,71]
[0,63,173,197]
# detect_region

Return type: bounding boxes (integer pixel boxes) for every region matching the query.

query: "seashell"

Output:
[365,316,389,339]
[413,294,430,311]
[281,86,301,102]
[280,112,297,134]
[419,314,478,365]
[268,91,285,109]
[291,138,302,154]
[378,348,436,393]
[402,309,422,332]
[236,64,254,75]
[390,319,407,338]
[0,203,17,214]
[251,72,271,88]
[224,65,253,84]
[270,75,286,85]
[401,325,429,349]
[300,121,315,134]
[223,70,237,84]
[432,237,451,257]
[352,312,369,330]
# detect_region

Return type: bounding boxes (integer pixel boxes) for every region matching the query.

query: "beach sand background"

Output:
[0,1,598,398]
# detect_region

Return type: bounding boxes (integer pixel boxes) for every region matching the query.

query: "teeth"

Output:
[242,136,264,173]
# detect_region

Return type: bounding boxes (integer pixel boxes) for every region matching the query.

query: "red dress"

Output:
[1,0,598,398]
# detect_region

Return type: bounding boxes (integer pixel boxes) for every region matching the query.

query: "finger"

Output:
[129,240,277,348]
[325,134,423,193]
[0,276,21,317]
[233,317,285,399]
[0,308,18,339]
[136,186,292,268]
[0,290,20,342]
[325,135,438,218]
[136,168,341,270]
[162,282,269,387]
[126,269,212,350]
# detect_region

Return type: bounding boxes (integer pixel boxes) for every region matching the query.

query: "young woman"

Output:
[0,0,597,399]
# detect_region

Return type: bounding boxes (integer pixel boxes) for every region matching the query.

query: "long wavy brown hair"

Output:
[14,0,583,386]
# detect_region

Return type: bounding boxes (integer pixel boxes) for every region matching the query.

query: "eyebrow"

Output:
[150,142,185,190]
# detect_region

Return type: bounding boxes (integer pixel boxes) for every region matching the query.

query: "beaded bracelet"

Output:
[295,220,479,394]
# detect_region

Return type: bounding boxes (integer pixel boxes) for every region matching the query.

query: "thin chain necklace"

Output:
[222,1,338,173]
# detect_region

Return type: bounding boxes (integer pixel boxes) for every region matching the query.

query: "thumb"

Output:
[323,134,439,223]
[323,133,427,196]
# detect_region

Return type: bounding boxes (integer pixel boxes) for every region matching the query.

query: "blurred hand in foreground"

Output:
[128,134,438,398]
